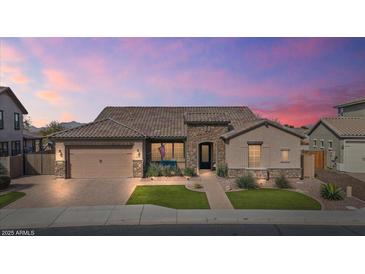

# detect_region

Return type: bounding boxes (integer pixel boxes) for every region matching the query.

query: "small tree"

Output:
[40,121,65,136]
[23,115,33,131]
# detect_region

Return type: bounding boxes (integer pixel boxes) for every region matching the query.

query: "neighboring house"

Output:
[334,97,365,117]
[308,117,365,173]
[285,126,310,151]
[23,132,43,153]
[0,86,28,157]
[51,106,304,179]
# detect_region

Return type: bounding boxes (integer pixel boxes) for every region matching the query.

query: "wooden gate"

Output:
[313,151,325,169]
[24,151,55,175]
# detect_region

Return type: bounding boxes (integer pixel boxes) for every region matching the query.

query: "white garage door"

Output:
[343,140,365,173]
[69,147,133,178]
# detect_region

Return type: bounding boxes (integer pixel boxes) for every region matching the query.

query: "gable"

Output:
[0,87,28,114]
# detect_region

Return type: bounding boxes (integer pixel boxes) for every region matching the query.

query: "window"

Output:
[11,141,21,156]
[0,110,3,129]
[320,140,324,149]
[151,142,185,161]
[281,149,290,162]
[313,139,317,148]
[14,113,20,130]
[248,144,261,168]
[0,142,9,157]
[328,140,333,150]
[173,143,185,161]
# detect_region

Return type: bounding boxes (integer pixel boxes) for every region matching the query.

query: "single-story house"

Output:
[308,117,365,173]
[50,106,304,179]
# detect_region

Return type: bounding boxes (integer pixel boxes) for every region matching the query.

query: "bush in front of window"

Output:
[183,167,196,177]
[216,164,228,177]
[146,163,183,177]
[146,163,162,177]
[235,174,258,189]
[275,175,291,189]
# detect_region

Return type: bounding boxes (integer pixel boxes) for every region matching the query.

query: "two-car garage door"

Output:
[69,147,133,178]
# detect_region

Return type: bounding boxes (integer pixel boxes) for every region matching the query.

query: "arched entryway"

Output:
[199,142,213,169]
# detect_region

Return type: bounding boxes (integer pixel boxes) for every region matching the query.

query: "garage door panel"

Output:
[69,148,133,178]
[344,141,365,173]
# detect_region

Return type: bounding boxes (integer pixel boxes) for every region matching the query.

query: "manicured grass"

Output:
[226,189,321,210]
[0,192,26,208]
[127,185,210,209]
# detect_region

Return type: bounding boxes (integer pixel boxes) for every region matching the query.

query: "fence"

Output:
[0,155,23,178]
[24,151,55,175]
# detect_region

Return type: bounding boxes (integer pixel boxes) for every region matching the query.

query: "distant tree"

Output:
[23,115,32,131]
[40,121,65,136]
[300,125,309,129]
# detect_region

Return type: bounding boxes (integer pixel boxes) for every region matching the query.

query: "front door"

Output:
[199,143,211,169]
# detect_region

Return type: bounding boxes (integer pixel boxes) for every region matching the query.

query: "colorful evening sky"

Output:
[1,38,365,127]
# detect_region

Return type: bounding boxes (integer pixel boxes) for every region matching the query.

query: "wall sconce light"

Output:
[58,149,63,158]
[137,149,141,158]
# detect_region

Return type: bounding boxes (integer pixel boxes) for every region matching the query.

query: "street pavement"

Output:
[8,224,365,236]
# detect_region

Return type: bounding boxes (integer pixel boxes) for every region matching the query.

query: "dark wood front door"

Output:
[199,143,212,169]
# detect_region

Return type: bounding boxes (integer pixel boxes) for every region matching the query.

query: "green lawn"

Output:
[127,185,210,209]
[226,189,321,210]
[0,192,26,208]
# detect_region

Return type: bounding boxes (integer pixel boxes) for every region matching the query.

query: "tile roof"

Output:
[95,106,257,138]
[0,86,28,114]
[311,117,365,138]
[184,112,231,124]
[50,118,145,139]
[334,97,365,108]
[221,119,305,140]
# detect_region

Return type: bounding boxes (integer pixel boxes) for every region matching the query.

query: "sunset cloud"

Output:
[36,90,64,105]
[42,68,81,91]
[1,43,24,63]
[1,37,365,127]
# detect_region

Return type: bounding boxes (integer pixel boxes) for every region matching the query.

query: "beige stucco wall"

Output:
[225,125,302,169]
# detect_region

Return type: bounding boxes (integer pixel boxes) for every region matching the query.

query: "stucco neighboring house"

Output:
[0,86,28,157]
[334,97,365,117]
[308,117,365,173]
[51,106,304,179]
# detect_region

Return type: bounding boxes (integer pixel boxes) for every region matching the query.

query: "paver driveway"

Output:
[2,175,139,209]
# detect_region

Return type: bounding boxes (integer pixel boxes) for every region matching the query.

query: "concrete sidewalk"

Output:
[1,205,365,229]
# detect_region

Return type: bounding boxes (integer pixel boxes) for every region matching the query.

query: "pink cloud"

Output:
[1,64,29,85]
[1,43,24,63]
[244,38,345,70]
[36,90,64,105]
[61,112,75,122]
[42,68,81,91]
[32,117,48,127]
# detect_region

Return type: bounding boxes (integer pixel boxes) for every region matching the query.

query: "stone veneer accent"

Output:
[269,168,302,178]
[228,168,302,179]
[55,161,66,178]
[186,124,228,171]
[133,160,143,178]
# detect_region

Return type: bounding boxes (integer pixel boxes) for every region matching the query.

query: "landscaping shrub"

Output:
[235,174,258,189]
[183,167,196,177]
[171,167,182,176]
[320,183,344,200]
[160,166,172,177]
[216,164,228,177]
[275,175,291,188]
[146,163,162,177]
[0,175,11,190]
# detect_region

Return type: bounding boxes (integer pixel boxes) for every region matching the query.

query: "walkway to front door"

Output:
[199,170,233,209]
